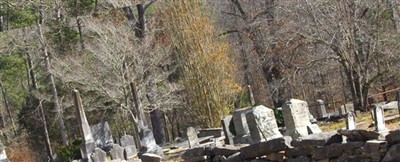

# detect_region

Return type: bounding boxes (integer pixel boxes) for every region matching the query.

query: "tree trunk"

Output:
[39,100,54,162]
[38,23,69,146]
[0,80,16,135]
[390,0,400,32]
[6,0,9,30]
[26,45,38,90]
[0,4,3,32]
[76,17,85,50]
[150,109,166,145]
[136,4,146,38]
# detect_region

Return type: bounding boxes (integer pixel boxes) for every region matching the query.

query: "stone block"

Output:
[338,129,380,141]
[385,130,400,145]
[240,138,288,159]
[182,147,205,160]
[382,143,400,162]
[141,153,162,162]
[291,132,342,147]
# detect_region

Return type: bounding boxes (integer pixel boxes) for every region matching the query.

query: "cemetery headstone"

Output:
[316,99,327,119]
[340,103,354,116]
[380,101,398,110]
[245,105,283,142]
[187,127,199,148]
[346,112,356,130]
[373,106,388,133]
[232,107,252,136]
[198,128,223,138]
[139,128,164,157]
[90,121,113,151]
[73,90,95,162]
[283,99,320,139]
[120,135,137,160]
[91,148,107,162]
[0,143,9,162]
[221,115,234,145]
[110,144,125,160]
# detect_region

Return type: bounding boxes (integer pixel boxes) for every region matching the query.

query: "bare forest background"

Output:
[0,0,400,161]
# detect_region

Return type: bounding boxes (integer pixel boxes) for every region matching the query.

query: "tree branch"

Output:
[144,0,156,11]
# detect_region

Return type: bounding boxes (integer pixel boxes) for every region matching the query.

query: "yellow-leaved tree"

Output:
[160,0,240,127]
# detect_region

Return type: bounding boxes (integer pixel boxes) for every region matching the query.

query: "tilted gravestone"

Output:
[245,105,283,142]
[91,148,107,162]
[0,142,9,162]
[110,144,125,160]
[120,135,137,160]
[73,90,95,162]
[139,128,164,157]
[283,99,321,139]
[90,121,113,151]
[346,112,356,130]
[373,106,387,133]
[221,115,234,145]
[187,127,199,148]
[232,107,252,136]
[316,99,328,119]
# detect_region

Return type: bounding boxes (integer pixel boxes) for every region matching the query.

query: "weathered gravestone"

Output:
[346,112,356,130]
[198,128,223,138]
[380,101,398,110]
[187,127,199,148]
[91,148,107,162]
[73,90,95,162]
[232,107,253,144]
[283,99,321,139]
[0,143,9,162]
[139,128,164,157]
[110,144,125,160]
[120,135,137,160]
[340,103,354,116]
[232,107,252,136]
[245,105,283,142]
[373,106,388,133]
[221,115,234,145]
[90,121,113,151]
[316,99,328,119]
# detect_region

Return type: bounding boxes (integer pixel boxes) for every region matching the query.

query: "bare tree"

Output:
[287,0,400,110]
[37,21,69,145]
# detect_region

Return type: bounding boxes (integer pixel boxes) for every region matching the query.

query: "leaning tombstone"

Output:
[373,106,388,133]
[232,107,252,136]
[73,90,95,162]
[90,121,113,151]
[110,144,125,160]
[283,99,321,139]
[187,127,199,148]
[91,148,107,162]
[0,142,9,162]
[221,116,234,145]
[120,135,137,160]
[139,128,164,157]
[316,99,328,119]
[245,105,283,142]
[346,112,356,130]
